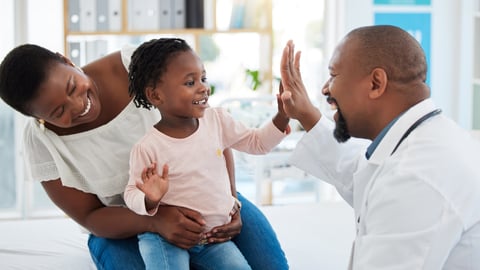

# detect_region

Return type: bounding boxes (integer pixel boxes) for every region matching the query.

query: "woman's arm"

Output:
[41,178,206,249]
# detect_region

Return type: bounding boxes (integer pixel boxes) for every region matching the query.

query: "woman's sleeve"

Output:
[22,120,59,182]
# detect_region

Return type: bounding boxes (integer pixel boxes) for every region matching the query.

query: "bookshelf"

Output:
[473,0,480,128]
[63,0,274,95]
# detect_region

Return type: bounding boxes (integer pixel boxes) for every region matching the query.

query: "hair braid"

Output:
[128,38,192,109]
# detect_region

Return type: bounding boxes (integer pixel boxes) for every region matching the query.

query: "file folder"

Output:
[108,0,122,31]
[79,0,96,31]
[68,0,80,31]
[172,0,186,29]
[129,0,160,31]
[159,0,173,29]
[186,0,204,28]
[96,0,109,31]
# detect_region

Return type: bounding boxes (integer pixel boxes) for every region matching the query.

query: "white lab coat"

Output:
[289,99,480,269]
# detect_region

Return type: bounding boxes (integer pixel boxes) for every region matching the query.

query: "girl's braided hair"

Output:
[128,38,192,109]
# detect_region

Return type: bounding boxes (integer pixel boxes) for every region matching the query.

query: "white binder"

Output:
[172,0,186,29]
[79,0,96,31]
[129,0,159,30]
[159,0,172,29]
[108,0,122,31]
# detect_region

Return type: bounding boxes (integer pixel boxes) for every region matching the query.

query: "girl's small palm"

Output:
[137,163,169,204]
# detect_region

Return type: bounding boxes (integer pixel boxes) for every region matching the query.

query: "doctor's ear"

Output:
[369,68,387,99]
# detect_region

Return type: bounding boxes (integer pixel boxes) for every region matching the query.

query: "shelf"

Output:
[65,28,272,36]
[63,0,274,94]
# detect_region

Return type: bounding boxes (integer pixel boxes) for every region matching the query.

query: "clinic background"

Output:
[0,0,478,219]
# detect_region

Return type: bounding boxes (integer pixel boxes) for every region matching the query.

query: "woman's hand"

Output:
[205,211,242,243]
[153,205,206,249]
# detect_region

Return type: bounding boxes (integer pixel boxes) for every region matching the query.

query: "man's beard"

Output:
[333,110,351,143]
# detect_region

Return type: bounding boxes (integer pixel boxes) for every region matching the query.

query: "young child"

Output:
[124,38,290,270]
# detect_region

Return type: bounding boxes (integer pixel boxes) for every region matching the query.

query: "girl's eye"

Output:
[186,81,195,86]
[201,77,208,83]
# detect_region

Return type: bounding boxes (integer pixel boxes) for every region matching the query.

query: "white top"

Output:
[22,45,159,206]
[125,107,287,231]
[289,98,480,269]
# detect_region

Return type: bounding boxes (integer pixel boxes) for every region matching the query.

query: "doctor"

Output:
[280,25,480,269]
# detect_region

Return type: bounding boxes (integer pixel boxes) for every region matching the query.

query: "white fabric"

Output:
[0,202,355,270]
[22,45,160,206]
[289,98,480,269]
[125,107,287,231]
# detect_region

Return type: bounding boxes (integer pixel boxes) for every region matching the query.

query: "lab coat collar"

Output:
[367,98,438,165]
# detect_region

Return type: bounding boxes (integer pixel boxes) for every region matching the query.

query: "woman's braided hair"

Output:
[128,38,192,110]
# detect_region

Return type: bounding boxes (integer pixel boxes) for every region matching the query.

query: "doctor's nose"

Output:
[321,81,330,96]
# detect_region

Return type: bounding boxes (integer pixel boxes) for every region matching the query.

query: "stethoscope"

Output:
[390,109,442,155]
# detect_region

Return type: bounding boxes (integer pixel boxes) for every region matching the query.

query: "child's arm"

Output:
[136,162,169,212]
[272,81,291,133]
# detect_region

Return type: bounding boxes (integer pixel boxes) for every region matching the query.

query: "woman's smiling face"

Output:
[27,61,101,129]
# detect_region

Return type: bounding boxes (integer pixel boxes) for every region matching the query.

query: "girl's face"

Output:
[27,61,102,129]
[151,50,210,120]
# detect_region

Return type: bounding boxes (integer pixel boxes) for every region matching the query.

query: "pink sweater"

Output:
[124,107,287,231]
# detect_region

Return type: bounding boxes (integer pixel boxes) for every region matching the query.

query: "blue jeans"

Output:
[88,193,289,270]
[138,232,251,270]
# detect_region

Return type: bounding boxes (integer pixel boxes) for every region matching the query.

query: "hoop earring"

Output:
[37,119,45,132]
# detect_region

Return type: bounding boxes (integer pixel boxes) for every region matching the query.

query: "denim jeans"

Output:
[138,232,251,270]
[88,193,289,270]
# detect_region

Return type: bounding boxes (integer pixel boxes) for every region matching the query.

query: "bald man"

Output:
[280,25,480,269]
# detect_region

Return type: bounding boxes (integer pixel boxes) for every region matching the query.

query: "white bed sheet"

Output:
[0,217,95,270]
[0,202,354,270]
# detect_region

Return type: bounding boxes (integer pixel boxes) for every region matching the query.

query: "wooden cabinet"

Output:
[62,0,274,95]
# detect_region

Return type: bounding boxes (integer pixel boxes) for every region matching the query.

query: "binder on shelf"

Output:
[243,0,267,29]
[85,40,108,64]
[159,0,173,29]
[79,0,96,31]
[229,0,246,29]
[128,0,159,31]
[108,0,122,31]
[127,0,141,30]
[68,42,81,66]
[68,0,80,31]
[186,0,204,28]
[96,0,109,31]
[172,0,186,29]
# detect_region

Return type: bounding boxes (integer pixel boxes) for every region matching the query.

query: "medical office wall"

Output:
[342,0,477,130]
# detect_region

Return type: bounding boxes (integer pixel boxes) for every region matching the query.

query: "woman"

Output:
[0,43,288,270]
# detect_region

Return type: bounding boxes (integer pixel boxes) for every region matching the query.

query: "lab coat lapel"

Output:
[348,99,439,268]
